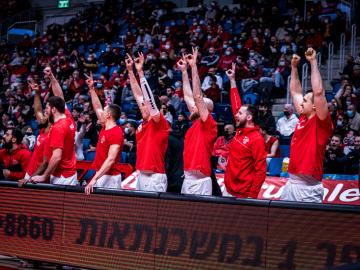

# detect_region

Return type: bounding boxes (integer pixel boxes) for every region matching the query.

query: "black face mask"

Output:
[224,131,234,139]
[26,132,33,136]
[284,111,290,117]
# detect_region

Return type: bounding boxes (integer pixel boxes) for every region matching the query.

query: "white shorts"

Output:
[222,187,234,197]
[181,170,212,196]
[50,173,78,186]
[137,171,167,192]
[280,174,324,203]
[94,174,122,190]
[24,173,30,180]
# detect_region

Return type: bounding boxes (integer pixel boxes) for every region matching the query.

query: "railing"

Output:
[301,63,309,93]
[327,42,334,81]
[351,24,357,57]
[7,20,37,43]
[316,51,322,69]
[339,33,346,70]
[286,75,291,104]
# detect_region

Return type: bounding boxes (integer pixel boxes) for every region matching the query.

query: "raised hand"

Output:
[134,52,145,72]
[291,54,301,68]
[176,55,188,72]
[304,47,316,62]
[84,72,94,89]
[28,78,40,95]
[226,62,236,81]
[125,53,134,71]
[186,47,198,67]
[43,66,53,78]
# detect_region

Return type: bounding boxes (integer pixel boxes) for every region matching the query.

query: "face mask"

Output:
[337,120,343,127]
[63,85,68,90]
[174,82,181,88]
[87,57,93,61]
[145,73,151,79]
[119,118,126,125]
[208,35,212,40]
[225,51,231,56]
[249,52,255,57]
[106,48,111,52]
[279,61,285,66]
[195,28,201,33]
[41,85,46,90]
[124,127,129,134]
[96,83,103,89]
[165,29,170,34]
[164,44,170,50]
[161,37,166,42]
[223,44,228,49]
[284,111,290,117]
[347,110,354,118]
[237,44,242,49]
[26,132,33,136]
[346,101,352,106]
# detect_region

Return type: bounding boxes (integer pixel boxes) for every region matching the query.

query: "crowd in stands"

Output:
[0,0,358,186]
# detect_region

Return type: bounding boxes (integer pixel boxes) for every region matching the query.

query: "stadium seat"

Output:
[242,92,258,105]
[83,138,90,151]
[215,104,233,123]
[85,151,96,161]
[279,145,291,157]
[121,152,128,163]
[323,174,359,180]
[267,158,284,176]
[82,169,95,181]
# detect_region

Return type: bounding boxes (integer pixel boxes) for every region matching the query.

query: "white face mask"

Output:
[164,44,170,50]
[124,127,129,134]
[225,50,231,56]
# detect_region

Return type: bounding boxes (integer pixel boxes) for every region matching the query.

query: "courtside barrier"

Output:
[0,181,359,270]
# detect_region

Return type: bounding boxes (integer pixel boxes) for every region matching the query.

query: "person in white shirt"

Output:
[276,104,299,144]
[201,67,223,91]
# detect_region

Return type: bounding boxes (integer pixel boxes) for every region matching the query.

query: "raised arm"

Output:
[43,67,64,100]
[85,72,104,124]
[177,56,196,112]
[305,48,328,120]
[289,54,303,115]
[226,63,242,118]
[29,79,47,124]
[125,54,144,107]
[134,52,160,122]
[187,47,209,122]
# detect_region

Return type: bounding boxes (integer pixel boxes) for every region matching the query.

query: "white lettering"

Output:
[327,183,344,202]
[261,184,284,199]
[339,188,360,202]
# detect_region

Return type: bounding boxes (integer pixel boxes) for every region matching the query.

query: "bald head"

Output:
[204,97,214,112]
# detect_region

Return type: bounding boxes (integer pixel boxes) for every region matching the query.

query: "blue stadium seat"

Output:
[279,145,291,157]
[325,92,335,102]
[267,158,284,176]
[215,104,233,123]
[83,138,90,151]
[121,152,128,163]
[85,151,96,161]
[83,169,95,181]
[242,92,258,105]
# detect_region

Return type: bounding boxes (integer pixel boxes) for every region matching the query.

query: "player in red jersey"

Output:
[23,79,51,181]
[224,63,267,198]
[31,67,77,185]
[280,48,333,203]
[84,72,124,194]
[125,53,170,192]
[177,48,217,195]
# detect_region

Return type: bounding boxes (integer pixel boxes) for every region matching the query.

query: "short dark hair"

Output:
[48,96,65,113]
[10,128,24,144]
[107,104,121,120]
[245,104,258,124]
[332,134,342,141]
[305,90,315,103]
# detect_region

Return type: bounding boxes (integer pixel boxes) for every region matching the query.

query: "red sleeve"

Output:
[212,137,224,156]
[9,150,31,180]
[49,124,65,150]
[230,87,242,118]
[249,136,267,198]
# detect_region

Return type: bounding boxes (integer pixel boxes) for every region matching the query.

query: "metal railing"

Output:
[339,33,346,70]
[286,75,291,104]
[351,24,357,57]
[327,42,334,81]
[316,52,322,69]
[301,63,309,93]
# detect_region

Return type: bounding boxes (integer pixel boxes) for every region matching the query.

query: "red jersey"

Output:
[212,136,232,159]
[47,109,76,177]
[184,115,217,176]
[288,114,333,181]
[26,129,50,176]
[0,144,31,180]
[136,114,170,173]
[265,136,281,158]
[224,87,267,198]
[92,125,124,175]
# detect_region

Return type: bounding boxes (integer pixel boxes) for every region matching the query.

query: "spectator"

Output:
[211,124,234,171]
[123,121,137,168]
[339,134,360,174]
[324,134,345,174]
[276,104,299,144]
[201,67,223,91]
[0,128,31,180]
[172,112,189,138]
[166,86,181,113]
[259,123,280,163]
[201,47,220,69]
[258,103,276,135]
[23,126,36,151]
[347,104,360,132]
